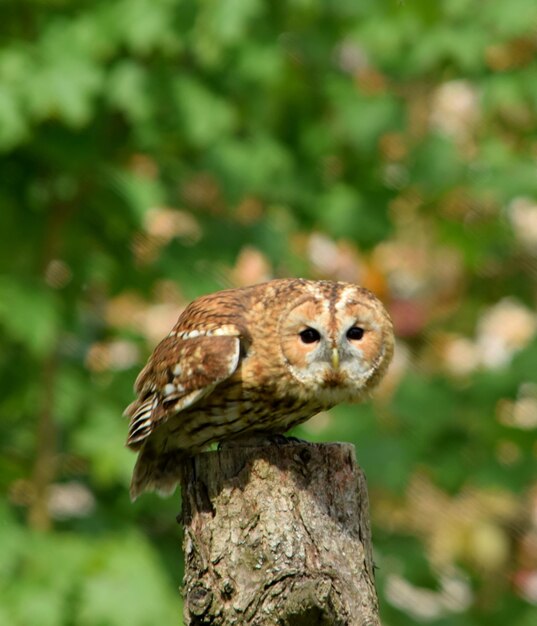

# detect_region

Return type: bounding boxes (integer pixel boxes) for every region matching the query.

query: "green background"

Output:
[1,0,537,624]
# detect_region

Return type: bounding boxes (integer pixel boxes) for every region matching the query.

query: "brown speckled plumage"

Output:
[125,278,394,499]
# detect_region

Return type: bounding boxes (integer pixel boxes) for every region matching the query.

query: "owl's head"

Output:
[279,282,394,403]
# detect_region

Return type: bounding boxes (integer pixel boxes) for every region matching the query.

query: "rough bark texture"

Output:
[180,441,380,626]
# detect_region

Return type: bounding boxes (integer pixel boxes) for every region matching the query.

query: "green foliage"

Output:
[0,504,178,626]
[1,0,537,624]
[0,277,59,357]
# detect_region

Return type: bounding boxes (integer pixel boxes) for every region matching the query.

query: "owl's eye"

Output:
[299,327,321,344]
[347,326,365,341]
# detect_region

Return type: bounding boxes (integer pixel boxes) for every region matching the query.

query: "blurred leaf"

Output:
[328,80,400,150]
[172,76,237,148]
[116,0,180,55]
[0,278,58,357]
[107,61,153,123]
[315,183,389,245]
[108,169,166,222]
[208,134,294,198]
[79,533,178,626]
[72,401,133,487]
[0,88,28,150]
[193,0,264,64]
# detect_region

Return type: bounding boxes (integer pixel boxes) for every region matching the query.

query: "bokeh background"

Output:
[2,0,537,624]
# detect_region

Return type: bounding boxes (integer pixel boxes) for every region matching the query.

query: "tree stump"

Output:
[180,441,380,626]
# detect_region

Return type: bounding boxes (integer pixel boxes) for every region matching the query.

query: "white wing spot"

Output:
[214,327,236,336]
[172,364,182,376]
[178,325,237,339]
[180,329,207,339]
[163,383,176,396]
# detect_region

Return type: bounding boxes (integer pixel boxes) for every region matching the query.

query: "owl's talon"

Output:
[283,435,309,444]
[264,434,309,446]
[218,434,309,449]
[218,434,280,449]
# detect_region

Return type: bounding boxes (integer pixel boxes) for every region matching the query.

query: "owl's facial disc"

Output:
[280,291,393,400]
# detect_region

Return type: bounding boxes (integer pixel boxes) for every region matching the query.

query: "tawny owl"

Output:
[125,278,394,499]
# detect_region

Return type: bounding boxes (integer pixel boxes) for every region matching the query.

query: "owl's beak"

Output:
[331,347,340,370]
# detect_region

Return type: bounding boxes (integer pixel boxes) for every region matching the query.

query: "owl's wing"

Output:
[125,332,241,448]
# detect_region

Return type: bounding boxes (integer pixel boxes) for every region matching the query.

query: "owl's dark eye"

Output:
[347,326,365,341]
[299,327,321,344]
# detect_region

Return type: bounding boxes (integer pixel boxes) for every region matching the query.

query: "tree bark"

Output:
[180,441,380,626]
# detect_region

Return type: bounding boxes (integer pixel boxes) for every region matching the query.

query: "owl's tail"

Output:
[130,444,189,501]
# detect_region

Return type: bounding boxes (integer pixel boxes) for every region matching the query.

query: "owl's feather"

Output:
[125,334,241,448]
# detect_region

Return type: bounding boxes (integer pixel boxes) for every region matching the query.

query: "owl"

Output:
[125,278,394,499]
